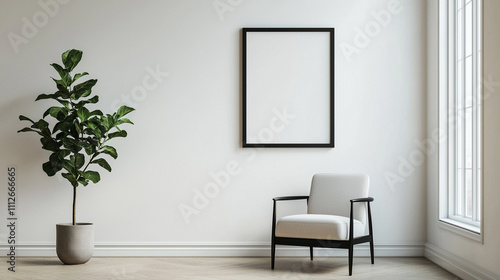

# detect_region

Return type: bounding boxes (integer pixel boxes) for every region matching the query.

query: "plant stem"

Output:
[73,147,78,225]
[72,185,76,225]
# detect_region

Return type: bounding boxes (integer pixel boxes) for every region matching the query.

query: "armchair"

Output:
[271,173,374,276]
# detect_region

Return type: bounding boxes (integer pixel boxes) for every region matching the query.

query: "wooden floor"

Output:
[3,257,459,280]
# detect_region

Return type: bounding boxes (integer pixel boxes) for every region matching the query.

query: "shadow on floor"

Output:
[232,257,349,275]
[19,258,65,266]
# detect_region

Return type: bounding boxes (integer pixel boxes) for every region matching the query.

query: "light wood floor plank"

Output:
[2,257,460,280]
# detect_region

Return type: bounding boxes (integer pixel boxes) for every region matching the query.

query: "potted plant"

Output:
[18,49,134,264]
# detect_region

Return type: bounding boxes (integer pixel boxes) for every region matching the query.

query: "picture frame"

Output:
[242,27,335,148]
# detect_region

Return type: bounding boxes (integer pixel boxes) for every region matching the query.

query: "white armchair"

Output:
[271,173,374,276]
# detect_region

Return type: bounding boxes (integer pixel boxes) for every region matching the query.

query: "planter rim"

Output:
[57,223,93,227]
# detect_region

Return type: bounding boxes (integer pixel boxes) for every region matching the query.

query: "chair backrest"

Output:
[308,173,370,224]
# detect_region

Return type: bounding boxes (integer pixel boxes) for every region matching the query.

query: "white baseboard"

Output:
[3,242,425,257]
[424,243,500,280]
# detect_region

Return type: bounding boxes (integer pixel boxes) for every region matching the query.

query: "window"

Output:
[438,0,483,240]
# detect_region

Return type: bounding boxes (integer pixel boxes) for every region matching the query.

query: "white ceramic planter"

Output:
[56,223,94,265]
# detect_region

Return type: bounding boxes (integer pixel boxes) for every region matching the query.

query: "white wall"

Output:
[426,0,500,278]
[0,0,427,255]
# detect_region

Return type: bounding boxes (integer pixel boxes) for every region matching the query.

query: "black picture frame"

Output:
[242,27,335,148]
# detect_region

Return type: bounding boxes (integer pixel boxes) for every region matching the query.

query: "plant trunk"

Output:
[72,186,76,225]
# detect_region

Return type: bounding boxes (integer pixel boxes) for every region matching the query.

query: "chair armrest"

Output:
[271,196,309,238]
[350,197,374,203]
[273,195,309,202]
[348,197,374,242]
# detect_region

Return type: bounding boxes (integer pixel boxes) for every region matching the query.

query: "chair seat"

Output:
[275,214,365,240]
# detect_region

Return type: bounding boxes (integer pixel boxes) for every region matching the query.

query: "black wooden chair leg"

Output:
[271,240,276,269]
[370,240,374,264]
[309,247,313,261]
[348,245,353,276]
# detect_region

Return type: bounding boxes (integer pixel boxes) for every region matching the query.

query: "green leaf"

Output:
[76,95,99,107]
[85,120,101,135]
[53,121,72,134]
[90,109,103,117]
[40,137,60,152]
[62,49,82,72]
[74,121,83,136]
[51,63,67,77]
[62,173,78,187]
[73,79,97,92]
[55,131,65,140]
[77,107,90,122]
[76,153,85,169]
[51,63,71,85]
[52,77,68,90]
[86,137,99,146]
[91,158,112,172]
[83,142,97,155]
[56,109,69,121]
[19,115,35,124]
[77,178,89,186]
[81,170,100,184]
[51,83,70,98]
[116,106,135,119]
[100,145,117,159]
[73,79,97,99]
[33,119,48,129]
[42,161,61,177]
[35,93,57,101]
[62,138,82,152]
[58,149,71,159]
[87,96,99,104]
[62,160,75,175]
[48,152,64,170]
[17,127,42,135]
[88,118,106,131]
[32,119,51,136]
[70,153,85,170]
[49,151,61,162]
[43,106,68,120]
[84,122,102,139]
[100,115,115,131]
[43,107,55,118]
[55,98,70,108]
[55,90,70,99]
[108,130,127,140]
[116,118,134,126]
[73,72,89,83]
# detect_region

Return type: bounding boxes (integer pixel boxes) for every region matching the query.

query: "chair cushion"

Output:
[275,214,365,240]
[308,174,369,224]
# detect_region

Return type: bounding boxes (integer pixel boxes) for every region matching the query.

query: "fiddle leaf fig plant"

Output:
[18,49,134,225]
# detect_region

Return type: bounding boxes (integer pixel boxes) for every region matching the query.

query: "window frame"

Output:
[438,0,484,242]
